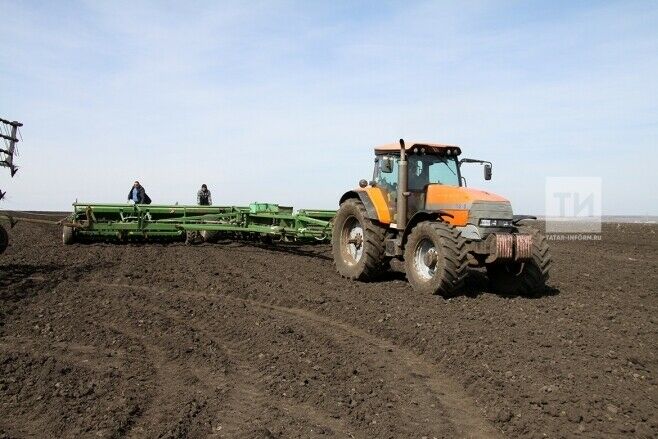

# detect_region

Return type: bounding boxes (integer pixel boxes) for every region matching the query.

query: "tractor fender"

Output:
[401,210,454,245]
[339,190,379,221]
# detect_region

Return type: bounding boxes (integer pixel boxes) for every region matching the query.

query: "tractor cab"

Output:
[373,142,463,221]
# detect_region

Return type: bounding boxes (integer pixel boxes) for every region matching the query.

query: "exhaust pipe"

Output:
[397,139,408,230]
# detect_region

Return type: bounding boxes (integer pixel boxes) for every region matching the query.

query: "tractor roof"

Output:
[374,141,461,155]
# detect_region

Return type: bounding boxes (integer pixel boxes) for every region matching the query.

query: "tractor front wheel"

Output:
[486,226,551,296]
[0,224,8,254]
[332,199,387,281]
[404,221,468,296]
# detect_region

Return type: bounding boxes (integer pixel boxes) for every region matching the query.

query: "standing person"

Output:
[127,181,151,204]
[197,184,212,206]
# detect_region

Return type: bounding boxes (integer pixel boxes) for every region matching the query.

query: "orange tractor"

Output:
[332,140,551,296]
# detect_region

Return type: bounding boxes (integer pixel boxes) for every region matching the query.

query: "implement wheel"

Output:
[404,221,468,296]
[200,230,218,243]
[486,226,551,296]
[62,226,75,245]
[0,224,8,254]
[185,231,203,245]
[332,198,387,281]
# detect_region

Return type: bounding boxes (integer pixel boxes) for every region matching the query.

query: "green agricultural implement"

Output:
[61,202,336,245]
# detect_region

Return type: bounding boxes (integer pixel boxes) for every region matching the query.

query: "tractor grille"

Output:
[468,201,513,239]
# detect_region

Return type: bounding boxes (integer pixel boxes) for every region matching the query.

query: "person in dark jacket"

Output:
[197,184,212,205]
[127,181,151,204]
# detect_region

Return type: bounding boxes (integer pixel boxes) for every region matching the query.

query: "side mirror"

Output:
[484,164,492,180]
[381,157,394,173]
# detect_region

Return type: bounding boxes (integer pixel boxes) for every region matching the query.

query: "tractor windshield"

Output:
[408,154,460,190]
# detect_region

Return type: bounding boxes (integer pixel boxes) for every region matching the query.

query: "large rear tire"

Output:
[62,226,75,245]
[404,221,468,296]
[0,224,8,254]
[332,198,387,281]
[486,226,551,296]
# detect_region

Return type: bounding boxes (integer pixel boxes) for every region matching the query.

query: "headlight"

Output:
[479,219,513,227]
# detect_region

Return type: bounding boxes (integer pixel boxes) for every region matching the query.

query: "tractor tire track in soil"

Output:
[85,280,499,439]
[1,220,657,438]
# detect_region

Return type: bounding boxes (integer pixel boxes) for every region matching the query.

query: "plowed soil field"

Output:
[1,219,656,438]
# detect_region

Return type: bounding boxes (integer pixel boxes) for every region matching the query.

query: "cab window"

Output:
[409,154,459,190]
[374,155,398,189]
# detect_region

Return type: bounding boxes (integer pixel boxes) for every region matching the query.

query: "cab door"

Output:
[407,155,429,217]
[373,154,398,221]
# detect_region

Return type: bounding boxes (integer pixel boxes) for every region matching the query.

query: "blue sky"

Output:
[1,0,656,214]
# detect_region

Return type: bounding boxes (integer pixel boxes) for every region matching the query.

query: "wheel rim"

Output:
[413,238,439,280]
[341,216,364,265]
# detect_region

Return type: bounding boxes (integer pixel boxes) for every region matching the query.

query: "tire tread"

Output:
[332,199,387,281]
[404,221,469,296]
[0,225,8,254]
[487,226,551,295]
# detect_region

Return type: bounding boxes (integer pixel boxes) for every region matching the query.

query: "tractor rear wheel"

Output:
[332,198,387,281]
[404,221,468,296]
[486,226,551,296]
[0,224,8,254]
[62,226,75,245]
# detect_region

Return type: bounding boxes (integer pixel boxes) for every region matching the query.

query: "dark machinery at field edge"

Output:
[0,117,22,254]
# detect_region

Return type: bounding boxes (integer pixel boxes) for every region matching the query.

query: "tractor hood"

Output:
[425,185,510,210]
[424,185,513,227]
